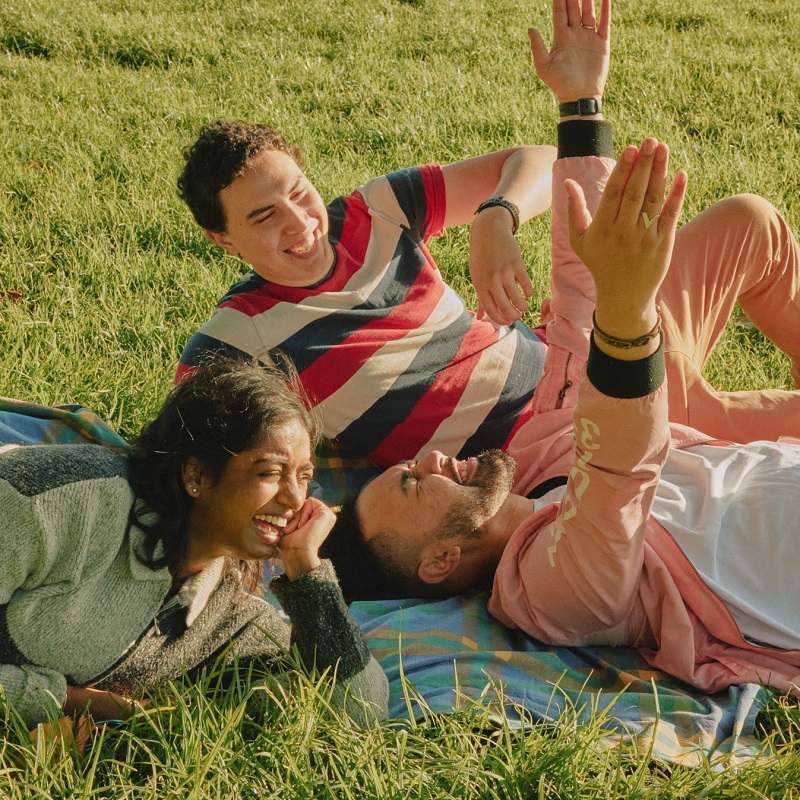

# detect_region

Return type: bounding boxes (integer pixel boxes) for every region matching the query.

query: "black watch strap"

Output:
[559,97,603,117]
[474,196,519,234]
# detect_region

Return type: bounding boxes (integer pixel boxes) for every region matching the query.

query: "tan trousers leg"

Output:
[658,194,800,442]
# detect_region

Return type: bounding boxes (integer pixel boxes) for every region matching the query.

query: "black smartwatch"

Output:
[558,98,603,117]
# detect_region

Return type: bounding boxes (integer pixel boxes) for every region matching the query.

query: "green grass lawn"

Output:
[2,0,800,795]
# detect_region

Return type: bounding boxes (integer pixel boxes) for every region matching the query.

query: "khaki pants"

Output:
[659,194,800,442]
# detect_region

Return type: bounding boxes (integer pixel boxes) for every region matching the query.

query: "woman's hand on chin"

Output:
[277,497,336,579]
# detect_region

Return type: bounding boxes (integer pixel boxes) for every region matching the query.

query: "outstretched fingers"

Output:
[566,138,688,296]
[596,0,611,39]
[552,0,570,30]
[579,0,597,30]
[588,144,638,229]
[528,27,550,71]
[599,139,685,242]
[616,137,662,227]
[658,169,688,237]
[639,142,669,231]
[564,0,602,29]
[565,178,594,247]
[564,0,583,27]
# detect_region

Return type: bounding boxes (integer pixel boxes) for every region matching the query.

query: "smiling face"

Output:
[206,149,335,287]
[182,418,314,573]
[355,449,516,580]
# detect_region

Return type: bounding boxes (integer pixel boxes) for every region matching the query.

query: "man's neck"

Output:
[482,493,537,560]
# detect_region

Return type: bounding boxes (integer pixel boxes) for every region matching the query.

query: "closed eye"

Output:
[400,466,419,495]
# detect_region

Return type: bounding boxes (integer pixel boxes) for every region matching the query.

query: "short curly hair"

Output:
[178,120,305,233]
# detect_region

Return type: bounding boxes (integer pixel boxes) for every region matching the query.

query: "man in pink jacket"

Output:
[324,1,800,695]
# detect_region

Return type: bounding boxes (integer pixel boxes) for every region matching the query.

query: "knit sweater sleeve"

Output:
[0,663,66,729]
[270,559,388,723]
[0,461,70,727]
[0,444,151,730]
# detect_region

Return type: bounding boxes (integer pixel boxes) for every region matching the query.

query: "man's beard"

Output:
[436,449,516,541]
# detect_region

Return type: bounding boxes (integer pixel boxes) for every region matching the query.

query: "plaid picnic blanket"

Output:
[0,397,128,450]
[349,595,770,766]
[0,396,772,765]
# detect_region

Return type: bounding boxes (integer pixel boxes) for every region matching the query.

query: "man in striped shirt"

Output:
[175,109,799,474]
[175,123,557,467]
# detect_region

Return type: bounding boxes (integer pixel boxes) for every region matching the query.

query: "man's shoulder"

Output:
[176,272,287,373]
[216,270,271,308]
[356,165,434,200]
[347,165,441,235]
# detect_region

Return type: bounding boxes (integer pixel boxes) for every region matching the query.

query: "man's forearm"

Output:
[490,144,558,225]
[441,145,555,229]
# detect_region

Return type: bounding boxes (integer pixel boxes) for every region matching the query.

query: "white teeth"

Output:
[449,458,465,484]
[254,514,287,528]
[288,230,315,254]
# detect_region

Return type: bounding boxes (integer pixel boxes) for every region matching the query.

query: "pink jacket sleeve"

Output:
[491,146,672,644]
[491,376,670,644]
[532,155,615,415]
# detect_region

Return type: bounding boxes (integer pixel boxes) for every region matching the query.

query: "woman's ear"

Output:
[182,457,209,499]
[418,545,461,585]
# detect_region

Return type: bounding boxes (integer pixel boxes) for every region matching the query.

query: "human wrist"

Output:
[280,550,322,580]
[592,307,662,360]
[558,96,603,121]
[474,196,519,234]
[472,204,517,236]
[593,302,659,338]
[557,119,613,159]
[587,335,665,397]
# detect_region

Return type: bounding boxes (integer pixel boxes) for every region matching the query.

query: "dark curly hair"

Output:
[178,120,305,233]
[127,354,318,590]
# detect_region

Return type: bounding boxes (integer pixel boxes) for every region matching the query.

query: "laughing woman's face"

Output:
[182,418,314,574]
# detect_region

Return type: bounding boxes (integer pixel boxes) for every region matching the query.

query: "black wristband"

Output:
[557,120,614,159]
[559,97,603,117]
[587,335,665,399]
[474,196,519,235]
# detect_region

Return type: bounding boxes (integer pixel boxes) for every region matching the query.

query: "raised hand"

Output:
[565,138,687,355]
[278,496,336,579]
[529,0,611,103]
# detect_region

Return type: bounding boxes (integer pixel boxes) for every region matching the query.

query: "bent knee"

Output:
[707,193,782,229]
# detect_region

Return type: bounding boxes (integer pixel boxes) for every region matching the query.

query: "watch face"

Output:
[577,98,598,115]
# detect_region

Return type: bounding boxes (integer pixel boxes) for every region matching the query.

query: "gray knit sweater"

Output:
[0,444,387,728]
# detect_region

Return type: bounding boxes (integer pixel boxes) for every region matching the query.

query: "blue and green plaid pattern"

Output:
[351,594,771,766]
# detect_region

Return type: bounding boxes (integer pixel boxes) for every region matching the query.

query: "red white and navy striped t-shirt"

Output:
[176,164,546,467]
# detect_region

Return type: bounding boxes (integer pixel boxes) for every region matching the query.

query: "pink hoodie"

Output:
[489,156,800,695]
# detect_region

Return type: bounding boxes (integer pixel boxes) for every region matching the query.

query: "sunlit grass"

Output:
[1,0,799,795]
